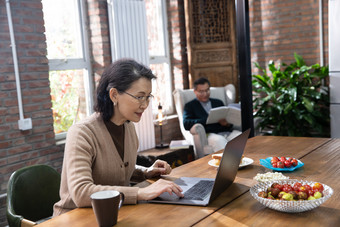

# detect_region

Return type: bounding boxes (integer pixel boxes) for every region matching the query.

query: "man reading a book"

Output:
[183,77,239,152]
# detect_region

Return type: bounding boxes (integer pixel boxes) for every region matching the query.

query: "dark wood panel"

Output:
[184,0,238,91]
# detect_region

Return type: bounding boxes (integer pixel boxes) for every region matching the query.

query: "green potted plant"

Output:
[252,53,330,137]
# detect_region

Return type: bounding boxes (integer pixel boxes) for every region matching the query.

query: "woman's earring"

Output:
[113,102,116,106]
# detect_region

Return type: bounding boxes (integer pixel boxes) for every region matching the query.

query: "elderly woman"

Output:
[53,59,183,216]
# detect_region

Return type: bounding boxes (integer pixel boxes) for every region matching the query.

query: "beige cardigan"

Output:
[53,113,146,216]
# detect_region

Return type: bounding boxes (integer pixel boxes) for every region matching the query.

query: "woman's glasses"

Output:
[122,91,154,104]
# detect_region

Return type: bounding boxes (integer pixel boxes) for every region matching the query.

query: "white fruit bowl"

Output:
[250,179,333,213]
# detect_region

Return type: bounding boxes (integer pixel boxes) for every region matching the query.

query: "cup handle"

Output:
[118,192,125,209]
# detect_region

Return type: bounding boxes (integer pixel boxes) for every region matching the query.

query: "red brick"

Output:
[1,82,16,90]
[0,158,7,167]
[26,156,49,166]
[26,49,47,57]
[24,104,41,112]
[7,107,19,115]
[4,74,16,82]
[31,110,53,118]
[7,155,21,164]
[21,96,30,105]
[26,65,49,72]
[19,57,38,65]
[50,152,64,162]
[15,24,34,33]
[12,138,25,146]
[20,1,42,9]
[32,125,53,134]
[0,124,11,133]
[40,87,52,95]
[21,89,41,96]
[24,34,45,42]
[42,102,52,109]
[22,18,44,26]
[38,57,49,64]
[17,42,37,49]
[0,162,26,175]
[15,8,33,17]
[7,144,33,155]
[39,147,58,156]
[27,134,45,143]
[33,118,54,126]
[20,150,39,161]
[31,96,51,103]
[5,115,18,123]
[28,80,49,88]
[0,108,7,116]
[45,132,56,139]
[0,141,11,149]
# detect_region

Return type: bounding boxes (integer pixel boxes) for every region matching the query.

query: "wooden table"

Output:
[37,136,340,227]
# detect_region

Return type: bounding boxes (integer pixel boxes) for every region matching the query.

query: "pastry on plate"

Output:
[211,153,244,166]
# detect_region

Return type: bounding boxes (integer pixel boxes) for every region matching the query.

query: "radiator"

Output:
[107,0,155,151]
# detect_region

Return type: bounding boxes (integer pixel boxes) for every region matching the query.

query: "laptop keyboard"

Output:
[183,180,214,201]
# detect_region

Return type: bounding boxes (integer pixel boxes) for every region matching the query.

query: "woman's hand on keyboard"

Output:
[137,179,184,201]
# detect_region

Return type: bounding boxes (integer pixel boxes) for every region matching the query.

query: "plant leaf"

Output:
[302,97,314,112]
[294,53,305,67]
[252,53,329,137]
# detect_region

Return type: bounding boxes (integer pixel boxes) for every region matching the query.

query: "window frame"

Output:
[148,0,174,115]
[43,0,94,140]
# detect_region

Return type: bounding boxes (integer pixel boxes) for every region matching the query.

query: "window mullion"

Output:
[79,0,94,115]
[150,56,168,64]
[48,59,87,71]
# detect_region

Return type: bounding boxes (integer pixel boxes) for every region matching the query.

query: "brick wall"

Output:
[0,1,63,225]
[249,0,328,74]
[0,0,64,193]
[87,0,111,86]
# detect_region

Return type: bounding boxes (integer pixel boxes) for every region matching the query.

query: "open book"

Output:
[206,106,241,128]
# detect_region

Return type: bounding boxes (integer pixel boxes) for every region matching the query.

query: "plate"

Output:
[208,157,254,168]
[260,157,304,171]
[240,157,254,168]
[250,179,333,213]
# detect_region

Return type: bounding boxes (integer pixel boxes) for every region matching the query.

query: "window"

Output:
[42,0,93,139]
[145,0,173,114]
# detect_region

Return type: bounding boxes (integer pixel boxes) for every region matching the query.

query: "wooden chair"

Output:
[6,164,61,227]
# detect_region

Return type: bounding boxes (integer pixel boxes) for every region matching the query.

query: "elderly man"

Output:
[183,77,238,152]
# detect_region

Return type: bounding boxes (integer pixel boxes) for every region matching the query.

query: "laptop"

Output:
[149,128,250,206]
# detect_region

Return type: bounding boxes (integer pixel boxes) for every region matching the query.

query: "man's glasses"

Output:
[196,88,210,95]
[122,91,154,104]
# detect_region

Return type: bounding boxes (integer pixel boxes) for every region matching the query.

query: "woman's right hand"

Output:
[137,179,184,201]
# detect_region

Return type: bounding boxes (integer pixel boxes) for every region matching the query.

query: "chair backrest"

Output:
[173,85,236,143]
[6,164,61,227]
